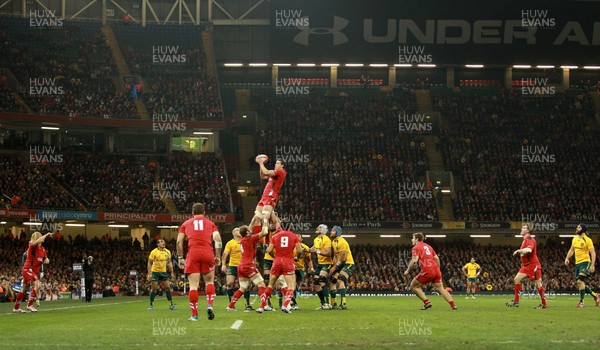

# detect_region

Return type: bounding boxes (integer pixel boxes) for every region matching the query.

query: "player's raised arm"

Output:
[31,232,53,246]
[258,158,276,177]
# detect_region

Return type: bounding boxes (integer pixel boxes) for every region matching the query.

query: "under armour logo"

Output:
[293,16,349,46]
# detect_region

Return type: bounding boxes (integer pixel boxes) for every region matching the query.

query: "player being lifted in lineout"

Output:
[254,155,287,235]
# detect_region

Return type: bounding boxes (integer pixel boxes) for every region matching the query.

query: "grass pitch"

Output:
[1,294,599,349]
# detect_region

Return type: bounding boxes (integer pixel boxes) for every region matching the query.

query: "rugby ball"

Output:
[255,154,269,163]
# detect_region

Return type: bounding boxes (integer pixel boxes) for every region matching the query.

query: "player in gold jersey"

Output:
[290,234,312,310]
[565,223,598,307]
[328,226,354,310]
[310,224,333,309]
[147,239,175,310]
[462,258,481,299]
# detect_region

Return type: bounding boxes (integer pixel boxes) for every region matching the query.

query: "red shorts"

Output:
[258,195,278,208]
[238,264,261,279]
[519,263,542,281]
[184,250,215,274]
[415,269,442,284]
[22,268,39,284]
[270,258,295,277]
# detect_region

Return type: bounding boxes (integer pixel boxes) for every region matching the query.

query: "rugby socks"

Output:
[229,289,243,308]
[283,288,294,309]
[514,283,522,303]
[206,284,216,307]
[244,290,250,306]
[537,286,547,307]
[585,286,597,297]
[278,289,284,308]
[227,288,235,302]
[14,292,25,309]
[317,290,325,305]
[260,286,273,309]
[150,292,156,305]
[448,300,457,308]
[423,298,430,305]
[322,285,330,304]
[339,288,347,305]
[166,291,173,304]
[330,290,337,306]
[27,289,37,307]
[263,274,272,306]
[579,289,586,303]
[189,289,199,318]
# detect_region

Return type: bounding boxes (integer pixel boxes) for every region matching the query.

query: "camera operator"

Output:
[82,256,95,302]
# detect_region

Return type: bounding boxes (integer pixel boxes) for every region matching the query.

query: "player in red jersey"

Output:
[13,231,53,313]
[404,232,457,310]
[257,229,303,314]
[177,203,222,321]
[255,158,286,234]
[226,216,270,311]
[506,224,547,309]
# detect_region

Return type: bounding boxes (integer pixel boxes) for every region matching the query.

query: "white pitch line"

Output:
[0,299,144,316]
[230,319,244,330]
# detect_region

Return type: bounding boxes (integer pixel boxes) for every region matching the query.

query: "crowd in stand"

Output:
[0,152,231,214]
[0,19,222,121]
[254,90,437,222]
[433,91,600,222]
[159,152,230,214]
[115,26,222,121]
[0,18,137,119]
[0,155,78,210]
[1,234,597,303]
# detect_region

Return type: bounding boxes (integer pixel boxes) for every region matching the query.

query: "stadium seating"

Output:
[433,91,600,221]
[0,18,137,119]
[253,89,438,222]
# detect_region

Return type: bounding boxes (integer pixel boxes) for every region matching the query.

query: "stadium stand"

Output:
[0,18,136,119]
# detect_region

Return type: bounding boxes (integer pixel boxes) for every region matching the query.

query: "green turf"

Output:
[1,295,599,349]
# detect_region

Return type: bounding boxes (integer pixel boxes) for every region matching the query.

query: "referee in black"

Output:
[82,256,95,302]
